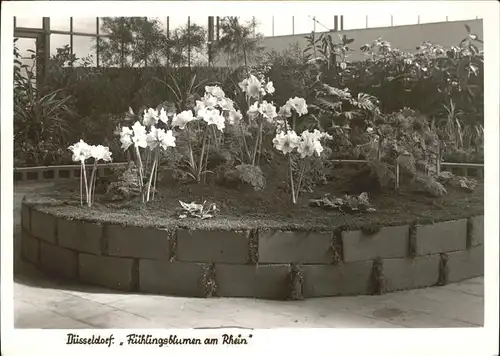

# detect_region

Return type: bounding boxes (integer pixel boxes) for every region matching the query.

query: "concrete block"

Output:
[40,241,78,279]
[21,204,30,231]
[21,230,39,265]
[79,253,134,291]
[342,225,409,262]
[383,255,440,292]
[177,229,249,263]
[139,260,205,297]
[415,219,467,255]
[447,246,484,283]
[57,218,103,255]
[107,225,170,260]
[470,215,484,247]
[302,262,372,297]
[258,230,332,264]
[30,209,57,244]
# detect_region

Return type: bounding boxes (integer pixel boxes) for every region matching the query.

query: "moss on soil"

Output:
[24,167,484,232]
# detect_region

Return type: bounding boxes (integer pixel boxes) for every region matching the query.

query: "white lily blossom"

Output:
[172,110,195,130]
[265,81,275,95]
[199,107,225,132]
[205,86,226,99]
[239,75,262,98]
[68,139,92,162]
[132,121,148,148]
[143,108,159,126]
[91,144,113,162]
[247,101,260,118]
[297,130,324,158]
[287,97,308,116]
[119,127,133,150]
[259,101,278,122]
[228,110,243,125]
[159,108,169,125]
[147,126,176,150]
[273,130,300,154]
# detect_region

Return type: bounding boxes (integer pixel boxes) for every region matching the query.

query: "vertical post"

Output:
[216,16,220,41]
[292,16,295,35]
[340,15,344,30]
[14,16,16,28]
[96,17,100,68]
[272,16,275,36]
[208,16,214,66]
[40,17,51,90]
[446,16,448,22]
[313,16,316,32]
[366,15,368,28]
[166,16,170,68]
[187,16,191,68]
[418,15,420,24]
[334,15,338,31]
[391,15,393,26]
[252,16,256,37]
[70,17,74,67]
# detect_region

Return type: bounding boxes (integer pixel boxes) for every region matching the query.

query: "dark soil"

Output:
[25,164,484,232]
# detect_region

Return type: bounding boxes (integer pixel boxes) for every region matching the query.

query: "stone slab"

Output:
[139,260,205,297]
[107,225,170,260]
[40,241,78,279]
[21,204,30,231]
[447,246,484,283]
[258,231,333,264]
[415,219,467,255]
[30,209,57,244]
[342,225,410,262]
[383,255,440,292]
[302,262,372,297]
[79,253,135,291]
[470,215,484,247]
[57,218,103,255]
[177,229,249,263]
[21,230,39,265]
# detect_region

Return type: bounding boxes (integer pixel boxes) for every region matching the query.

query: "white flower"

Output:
[200,108,225,132]
[366,127,374,133]
[194,100,206,113]
[278,103,293,118]
[259,101,278,122]
[247,101,260,118]
[172,110,195,130]
[132,121,147,148]
[158,129,176,149]
[202,94,219,109]
[68,139,92,162]
[298,131,324,158]
[205,86,226,99]
[265,81,275,94]
[219,97,235,112]
[147,126,176,150]
[239,75,262,98]
[312,129,333,141]
[159,108,169,125]
[273,130,300,154]
[287,97,308,116]
[119,127,133,150]
[143,108,159,126]
[91,145,113,162]
[228,110,243,125]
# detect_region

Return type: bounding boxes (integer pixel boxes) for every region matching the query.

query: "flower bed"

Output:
[20,180,484,299]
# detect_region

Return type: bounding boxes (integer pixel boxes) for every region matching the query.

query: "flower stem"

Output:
[295,159,308,202]
[289,154,296,204]
[251,121,263,166]
[79,164,83,207]
[88,161,98,206]
[146,150,157,202]
[239,123,251,162]
[185,126,196,171]
[197,125,209,182]
[82,162,89,207]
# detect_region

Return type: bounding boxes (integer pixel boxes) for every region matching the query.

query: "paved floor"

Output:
[13,183,484,329]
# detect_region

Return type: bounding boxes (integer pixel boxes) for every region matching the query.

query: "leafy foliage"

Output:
[178,200,219,219]
[309,192,376,213]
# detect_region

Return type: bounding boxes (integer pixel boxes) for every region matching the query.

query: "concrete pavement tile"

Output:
[15,283,75,307]
[15,300,92,329]
[440,277,484,297]
[43,294,119,321]
[79,309,161,329]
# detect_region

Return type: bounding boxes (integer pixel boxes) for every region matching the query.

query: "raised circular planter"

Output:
[21,196,484,300]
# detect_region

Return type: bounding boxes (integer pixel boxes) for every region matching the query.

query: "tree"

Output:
[215,17,264,69]
[97,17,207,68]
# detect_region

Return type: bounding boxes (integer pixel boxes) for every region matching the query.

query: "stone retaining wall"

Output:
[20,201,484,300]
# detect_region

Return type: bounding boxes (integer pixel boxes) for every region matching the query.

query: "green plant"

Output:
[178,200,219,219]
